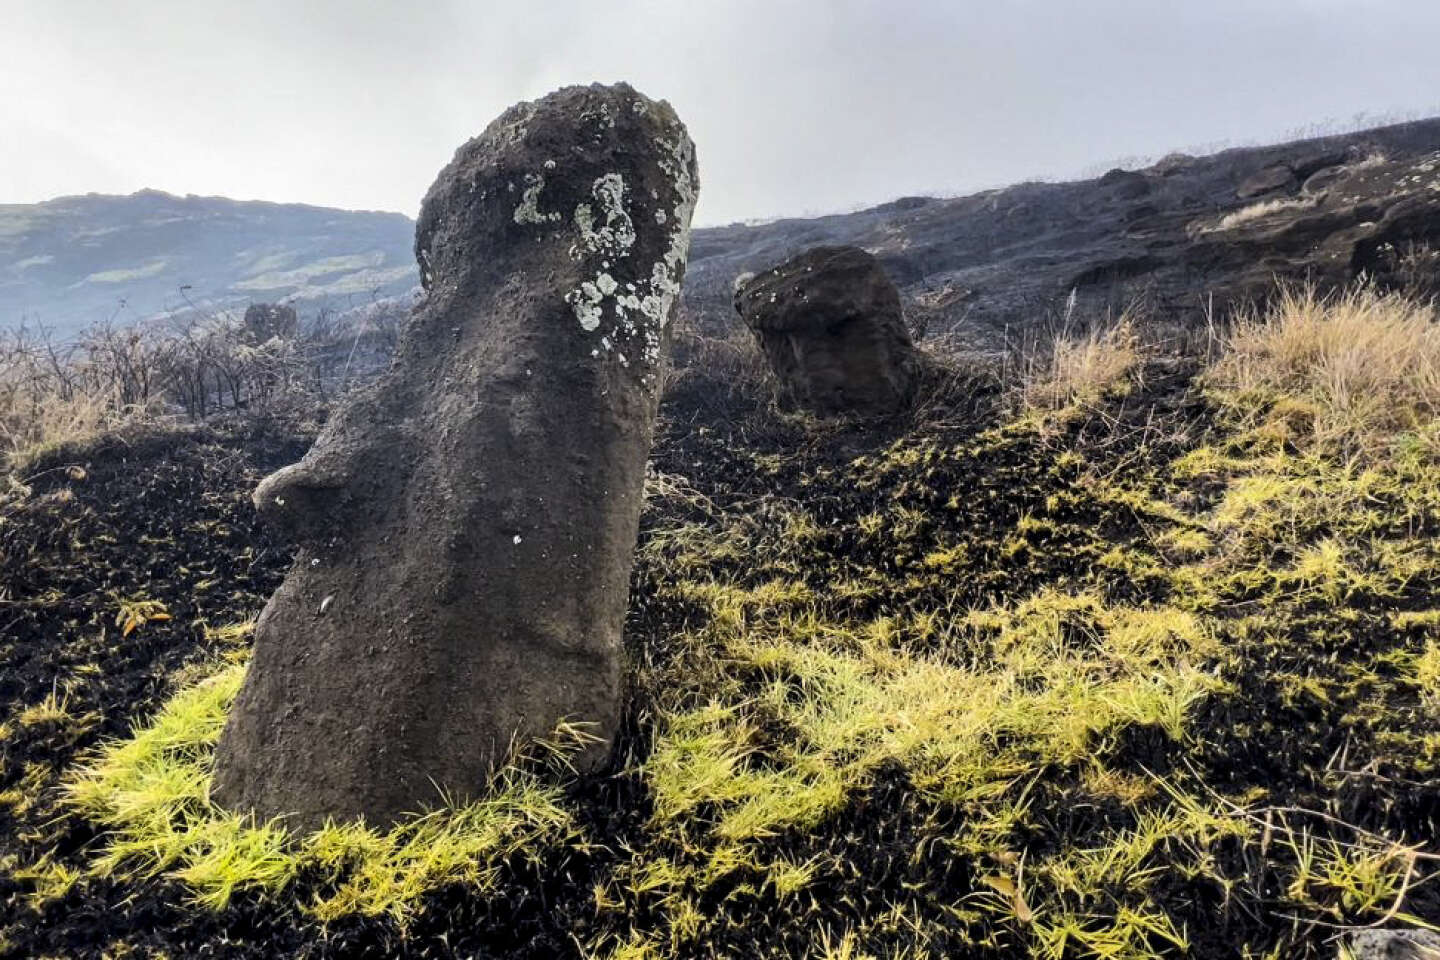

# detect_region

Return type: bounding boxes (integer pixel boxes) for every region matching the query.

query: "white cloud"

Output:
[2,0,1438,225]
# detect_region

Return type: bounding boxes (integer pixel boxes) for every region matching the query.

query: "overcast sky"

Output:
[4,0,1440,226]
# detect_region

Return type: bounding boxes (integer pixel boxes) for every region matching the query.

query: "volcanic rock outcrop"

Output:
[684,118,1440,353]
[211,83,698,830]
[733,245,922,414]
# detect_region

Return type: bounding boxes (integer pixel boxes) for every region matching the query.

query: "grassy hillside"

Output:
[0,285,1437,957]
[0,191,416,336]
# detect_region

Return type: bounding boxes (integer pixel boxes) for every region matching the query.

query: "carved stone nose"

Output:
[252,460,349,542]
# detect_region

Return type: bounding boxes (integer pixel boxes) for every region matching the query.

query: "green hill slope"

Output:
[0,190,417,335]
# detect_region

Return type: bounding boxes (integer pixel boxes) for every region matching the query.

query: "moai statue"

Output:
[212,83,698,829]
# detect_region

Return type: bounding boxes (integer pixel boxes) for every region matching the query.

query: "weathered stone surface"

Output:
[733,245,922,414]
[211,83,698,830]
[1236,163,1296,199]
[1340,929,1440,960]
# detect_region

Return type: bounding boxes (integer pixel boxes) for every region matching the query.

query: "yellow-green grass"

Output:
[15,687,79,729]
[62,651,576,924]
[591,573,1234,958]
[46,284,1440,956]
[588,285,1440,956]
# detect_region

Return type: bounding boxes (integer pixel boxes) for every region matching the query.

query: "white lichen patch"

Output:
[561,110,698,384]
[513,174,561,225]
[573,174,637,259]
[566,281,605,331]
[495,101,535,146]
[642,125,699,340]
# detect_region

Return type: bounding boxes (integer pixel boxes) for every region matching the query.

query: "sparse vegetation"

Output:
[1205,197,1318,232]
[664,305,774,407]
[1020,314,1143,416]
[2,283,1437,957]
[0,303,387,474]
[0,322,154,473]
[63,644,580,922]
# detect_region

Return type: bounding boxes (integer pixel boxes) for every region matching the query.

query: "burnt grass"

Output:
[2,365,1438,958]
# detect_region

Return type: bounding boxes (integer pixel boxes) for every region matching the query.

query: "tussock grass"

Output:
[10,854,82,909]
[1021,316,1143,416]
[64,638,577,924]
[15,686,77,729]
[42,281,1440,956]
[1209,284,1440,456]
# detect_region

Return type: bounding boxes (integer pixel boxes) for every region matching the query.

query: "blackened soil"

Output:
[2,366,1437,958]
[0,421,297,952]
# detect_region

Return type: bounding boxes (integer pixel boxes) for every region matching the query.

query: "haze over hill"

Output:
[5,116,1440,343]
[0,191,416,335]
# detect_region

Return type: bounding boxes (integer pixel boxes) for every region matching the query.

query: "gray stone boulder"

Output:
[1340,929,1440,959]
[733,245,923,414]
[211,82,698,830]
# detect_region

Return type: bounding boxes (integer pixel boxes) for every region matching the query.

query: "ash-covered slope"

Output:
[6,117,1439,343]
[683,117,1440,350]
[0,190,416,335]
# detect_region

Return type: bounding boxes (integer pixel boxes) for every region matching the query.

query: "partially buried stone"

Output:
[734,245,924,415]
[210,82,699,830]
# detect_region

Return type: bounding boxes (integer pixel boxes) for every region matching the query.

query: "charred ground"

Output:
[1,308,1438,958]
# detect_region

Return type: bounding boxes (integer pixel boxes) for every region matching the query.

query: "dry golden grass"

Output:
[1208,284,1440,456]
[1206,197,1317,232]
[0,376,134,474]
[1021,316,1142,415]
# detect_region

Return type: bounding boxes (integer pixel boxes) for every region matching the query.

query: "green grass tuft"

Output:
[64,644,577,923]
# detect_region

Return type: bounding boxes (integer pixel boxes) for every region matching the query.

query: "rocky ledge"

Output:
[684,117,1440,350]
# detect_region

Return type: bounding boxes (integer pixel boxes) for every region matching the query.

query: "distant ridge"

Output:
[7,115,1440,345]
[0,190,417,336]
[679,115,1440,351]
